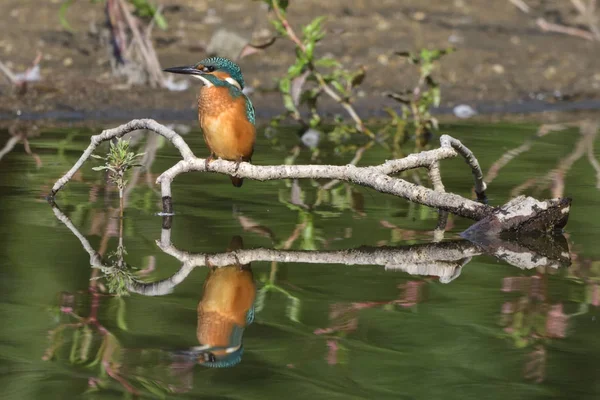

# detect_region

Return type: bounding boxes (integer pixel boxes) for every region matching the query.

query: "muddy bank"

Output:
[1,0,600,124]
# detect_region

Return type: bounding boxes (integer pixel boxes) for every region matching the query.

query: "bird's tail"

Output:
[230,176,244,187]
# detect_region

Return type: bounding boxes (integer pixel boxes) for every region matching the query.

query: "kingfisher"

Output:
[172,236,256,368]
[163,57,256,187]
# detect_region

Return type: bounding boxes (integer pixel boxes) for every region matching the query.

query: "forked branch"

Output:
[48,119,570,234]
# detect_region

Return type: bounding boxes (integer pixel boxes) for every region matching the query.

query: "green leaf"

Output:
[116,296,128,331]
[287,61,305,78]
[315,57,340,68]
[350,66,366,88]
[279,77,291,93]
[303,16,326,38]
[69,327,81,363]
[152,8,168,30]
[331,80,347,96]
[270,18,286,35]
[309,113,321,128]
[283,94,298,114]
[59,0,75,33]
[254,285,269,313]
[79,325,93,363]
[305,41,315,61]
[286,296,301,322]
[264,0,289,11]
[385,92,411,105]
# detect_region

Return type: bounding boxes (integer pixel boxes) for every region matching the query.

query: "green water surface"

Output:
[0,122,599,399]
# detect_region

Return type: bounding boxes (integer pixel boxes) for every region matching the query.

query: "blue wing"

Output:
[245,96,255,125]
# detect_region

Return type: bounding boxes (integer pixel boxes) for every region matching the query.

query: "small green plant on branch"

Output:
[92,138,144,203]
[384,48,455,150]
[263,0,373,139]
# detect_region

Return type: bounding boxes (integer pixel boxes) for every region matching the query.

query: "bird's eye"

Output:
[203,65,215,73]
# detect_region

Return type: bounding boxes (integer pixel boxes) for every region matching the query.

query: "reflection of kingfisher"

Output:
[164,57,256,187]
[175,236,256,368]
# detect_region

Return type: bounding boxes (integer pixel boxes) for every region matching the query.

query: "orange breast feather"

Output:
[198,87,255,161]
[197,267,256,347]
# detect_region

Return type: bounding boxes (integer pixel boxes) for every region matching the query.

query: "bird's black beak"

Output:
[163,65,202,76]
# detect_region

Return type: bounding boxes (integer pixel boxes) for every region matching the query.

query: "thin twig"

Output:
[509,0,531,13]
[571,0,600,40]
[536,17,596,41]
[116,0,164,86]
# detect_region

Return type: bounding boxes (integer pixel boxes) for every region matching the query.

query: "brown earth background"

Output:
[1,0,600,124]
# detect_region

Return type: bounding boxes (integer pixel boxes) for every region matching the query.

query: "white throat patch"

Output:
[192,74,213,87]
[225,77,242,90]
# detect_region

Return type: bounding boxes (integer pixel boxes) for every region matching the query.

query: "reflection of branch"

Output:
[0,122,42,167]
[509,121,598,198]
[51,205,104,269]
[130,226,569,295]
[0,136,20,161]
[486,120,600,199]
[49,199,571,301]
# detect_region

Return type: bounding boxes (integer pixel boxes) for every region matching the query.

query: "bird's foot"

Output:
[233,254,249,271]
[204,254,216,270]
[204,155,214,170]
[234,157,243,173]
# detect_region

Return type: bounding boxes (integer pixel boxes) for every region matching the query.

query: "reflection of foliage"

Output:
[255,278,302,323]
[253,222,306,323]
[497,268,598,383]
[44,289,135,394]
[314,281,427,365]
[45,289,178,396]
[44,206,175,397]
[93,246,140,297]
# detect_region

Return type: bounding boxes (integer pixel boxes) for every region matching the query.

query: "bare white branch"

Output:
[50,119,194,196]
[49,119,571,233]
